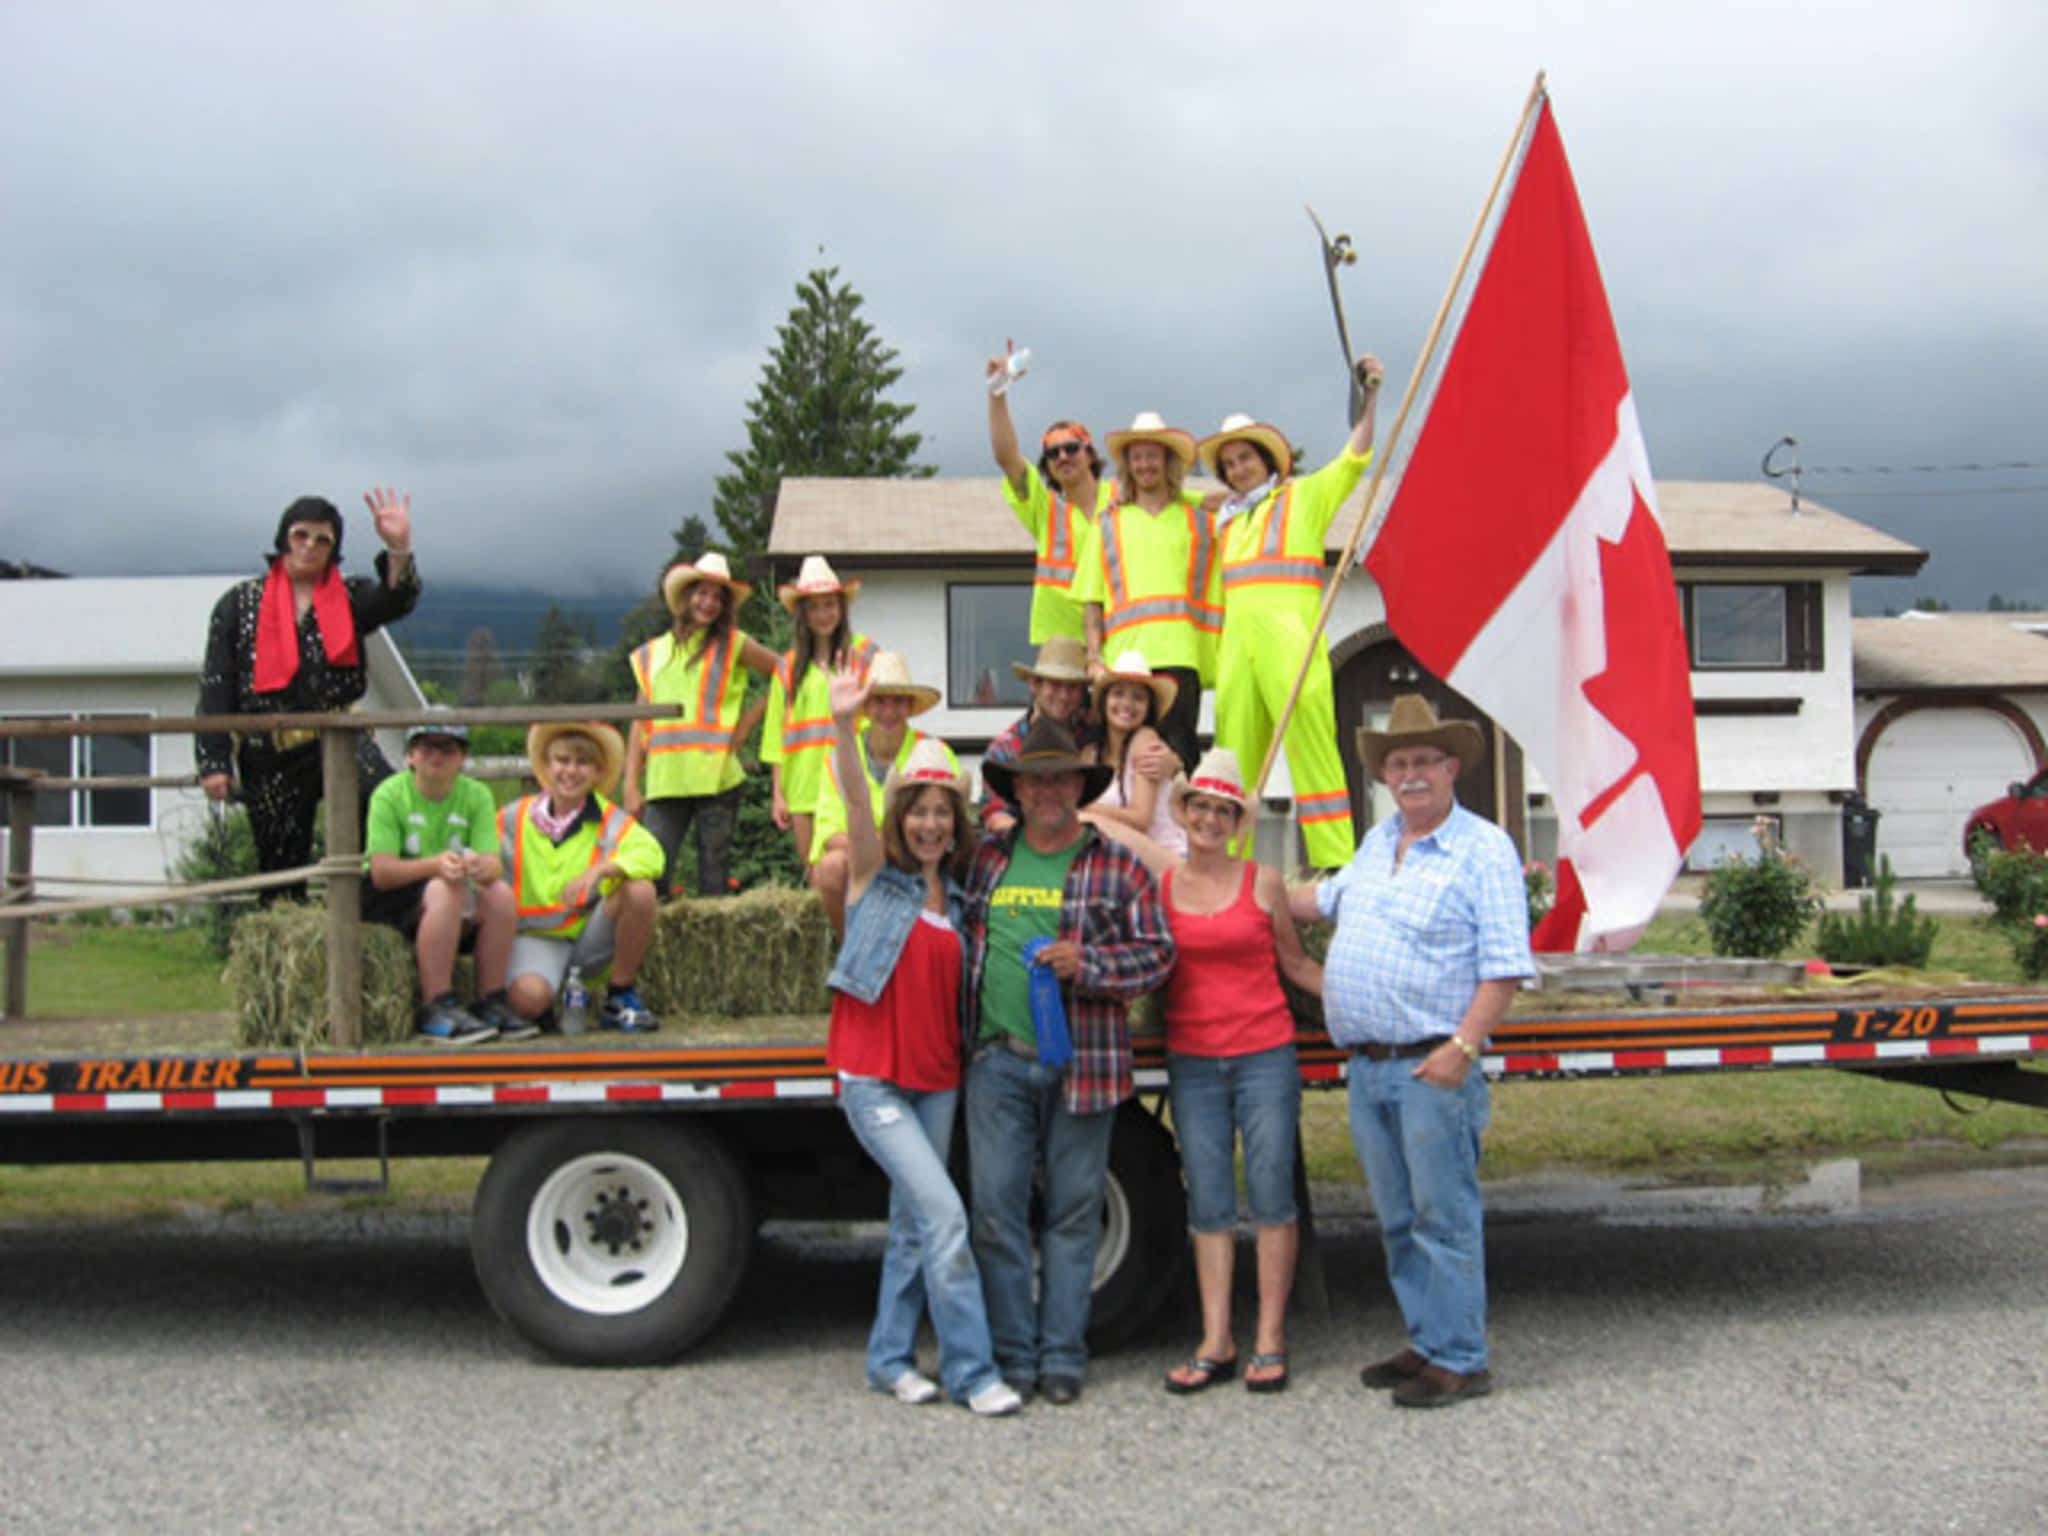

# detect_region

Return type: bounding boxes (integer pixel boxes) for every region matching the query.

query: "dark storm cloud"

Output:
[2,0,2042,606]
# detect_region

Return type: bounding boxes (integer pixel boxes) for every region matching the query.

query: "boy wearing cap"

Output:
[364,718,526,1045]
[502,722,665,1034]
[1071,414,1218,772]
[1199,356,1383,869]
[984,350,1113,645]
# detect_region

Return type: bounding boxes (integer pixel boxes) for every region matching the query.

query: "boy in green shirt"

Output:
[364,719,529,1044]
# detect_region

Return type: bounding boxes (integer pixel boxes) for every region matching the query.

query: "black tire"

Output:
[471,1117,753,1366]
[1085,1101,1189,1352]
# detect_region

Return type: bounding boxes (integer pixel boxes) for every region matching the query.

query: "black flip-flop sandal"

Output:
[1244,1351,1290,1394]
[1162,1355,1238,1394]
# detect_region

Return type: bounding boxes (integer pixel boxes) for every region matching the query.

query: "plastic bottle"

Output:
[561,966,590,1036]
[988,346,1031,398]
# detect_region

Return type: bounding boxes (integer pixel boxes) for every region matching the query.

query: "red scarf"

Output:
[253,559,359,694]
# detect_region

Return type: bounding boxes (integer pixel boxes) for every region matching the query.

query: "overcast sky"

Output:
[3,0,2042,609]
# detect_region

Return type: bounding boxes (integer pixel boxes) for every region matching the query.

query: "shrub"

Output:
[1976,842,2048,925]
[1524,860,1553,932]
[172,804,260,959]
[1815,855,1937,969]
[1698,817,1823,958]
[2010,913,2048,982]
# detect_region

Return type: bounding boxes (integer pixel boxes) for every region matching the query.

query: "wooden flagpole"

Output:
[1250,70,1551,810]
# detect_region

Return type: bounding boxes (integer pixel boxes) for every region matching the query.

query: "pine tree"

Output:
[671,513,710,567]
[459,626,501,706]
[531,604,596,703]
[711,266,933,563]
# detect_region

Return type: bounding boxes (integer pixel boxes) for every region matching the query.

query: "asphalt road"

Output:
[2,1167,2044,1536]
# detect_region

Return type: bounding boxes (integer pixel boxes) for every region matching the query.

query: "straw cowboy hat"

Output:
[662,551,754,616]
[527,720,627,798]
[1169,746,1250,820]
[776,554,862,615]
[883,736,973,818]
[1197,413,1294,480]
[980,716,1115,807]
[1354,694,1486,779]
[1090,650,1178,719]
[862,651,940,717]
[1104,411,1196,471]
[1011,635,1092,685]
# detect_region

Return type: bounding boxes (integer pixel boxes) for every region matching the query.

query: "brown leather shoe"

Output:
[1392,1364,1494,1408]
[1358,1347,1427,1390]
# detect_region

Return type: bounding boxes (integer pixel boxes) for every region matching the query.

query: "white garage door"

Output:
[1864,709,2035,877]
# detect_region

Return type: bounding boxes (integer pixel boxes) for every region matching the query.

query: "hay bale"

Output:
[640,884,834,1018]
[225,902,420,1048]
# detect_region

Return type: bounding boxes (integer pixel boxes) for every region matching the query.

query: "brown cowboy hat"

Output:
[980,716,1114,807]
[1354,694,1486,779]
[1011,635,1092,685]
[527,720,627,798]
[1197,413,1294,479]
[662,551,754,616]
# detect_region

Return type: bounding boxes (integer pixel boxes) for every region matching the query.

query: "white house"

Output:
[1850,610,2048,877]
[0,575,424,898]
[767,475,1927,884]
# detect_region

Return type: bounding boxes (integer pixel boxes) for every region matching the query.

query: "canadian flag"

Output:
[1364,97,1701,951]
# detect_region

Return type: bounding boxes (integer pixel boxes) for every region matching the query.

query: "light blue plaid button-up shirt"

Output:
[1317,801,1534,1048]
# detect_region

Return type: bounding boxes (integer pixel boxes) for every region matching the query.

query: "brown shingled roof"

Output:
[1852,612,2048,691]
[767,476,1926,576]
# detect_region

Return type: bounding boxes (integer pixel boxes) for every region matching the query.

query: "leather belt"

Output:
[1351,1036,1450,1062]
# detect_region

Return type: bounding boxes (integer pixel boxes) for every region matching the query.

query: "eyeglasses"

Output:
[1046,440,1087,459]
[287,528,336,548]
[1385,752,1451,774]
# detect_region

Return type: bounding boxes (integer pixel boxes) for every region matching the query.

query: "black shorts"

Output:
[360,882,479,952]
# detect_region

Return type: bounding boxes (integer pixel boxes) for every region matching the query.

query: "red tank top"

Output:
[1162,864,1296,1058]
[828,912,964,1091]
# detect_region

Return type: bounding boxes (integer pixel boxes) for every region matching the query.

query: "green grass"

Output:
[0,1157,486,1224]
[1641,910,2023,982]
[2,922,231,1017]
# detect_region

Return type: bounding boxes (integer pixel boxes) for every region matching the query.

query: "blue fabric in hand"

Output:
[1021,935,1073,1069]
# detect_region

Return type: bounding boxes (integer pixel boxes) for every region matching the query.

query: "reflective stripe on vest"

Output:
[1035,493,1082,585]
[1295,787,1352,825]
[1221,484,1322,591]
[632,632,741,755]
[777,636,877,759]
[1099,498,1222,637]
[503,797,630,934]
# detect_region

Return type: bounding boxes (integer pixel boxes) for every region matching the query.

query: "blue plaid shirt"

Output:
[1317,801,1533,1047]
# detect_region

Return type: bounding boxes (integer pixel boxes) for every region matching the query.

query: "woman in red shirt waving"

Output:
[1158,748,1323,1396]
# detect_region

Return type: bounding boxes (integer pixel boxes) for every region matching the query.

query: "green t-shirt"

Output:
[978,833,1085,1045]
[364,772,500,869]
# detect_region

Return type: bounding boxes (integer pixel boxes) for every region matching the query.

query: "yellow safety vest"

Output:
[499,795,633,940]
[630,629,747,798]
[1092,493,1222,674]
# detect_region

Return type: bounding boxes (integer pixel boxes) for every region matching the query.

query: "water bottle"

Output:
[988,346,1031,398]
[1021,936,1072,1068]
[561,966,590,1037]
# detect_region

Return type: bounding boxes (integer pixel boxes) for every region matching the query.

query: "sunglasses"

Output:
[287,528,336,548]
[1045,440,1088,459]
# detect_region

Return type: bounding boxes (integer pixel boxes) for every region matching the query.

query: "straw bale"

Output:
[641,885,834,1018]
[225,902,421,1048]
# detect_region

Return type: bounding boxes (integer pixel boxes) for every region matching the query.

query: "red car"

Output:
[1965,766,2048,860]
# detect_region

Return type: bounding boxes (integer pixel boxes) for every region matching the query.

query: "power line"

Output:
[1798,483,2048,500]
[1803,459,2043,475]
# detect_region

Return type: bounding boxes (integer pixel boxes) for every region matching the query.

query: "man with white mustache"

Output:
[1290,694,1532,1408]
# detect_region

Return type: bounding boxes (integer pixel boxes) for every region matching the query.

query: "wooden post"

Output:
[321,730,363,1049]
[3,771,35,1021]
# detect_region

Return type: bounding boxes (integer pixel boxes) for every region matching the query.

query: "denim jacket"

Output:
[827,863,968,1007]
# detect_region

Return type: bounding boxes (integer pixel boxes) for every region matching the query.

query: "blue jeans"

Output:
[965,1044,1117,1383]
[1347,1055,1491,1374]
[839,1077,1002,1401]
[1167,1043,1301,1232]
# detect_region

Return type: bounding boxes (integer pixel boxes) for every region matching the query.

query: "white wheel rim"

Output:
[525,1150,690,1317]
[1092,1171,1132,1292]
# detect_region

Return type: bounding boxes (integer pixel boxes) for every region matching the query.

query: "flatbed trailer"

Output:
[4,990,2044,1366]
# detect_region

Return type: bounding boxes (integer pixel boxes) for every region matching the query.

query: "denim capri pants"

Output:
[1167,1042,1301,1232]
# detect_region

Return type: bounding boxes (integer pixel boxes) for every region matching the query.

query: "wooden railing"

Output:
[0,704,678,1043]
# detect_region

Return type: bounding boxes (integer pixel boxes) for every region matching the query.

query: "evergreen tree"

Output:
[531,604,596,703]
[711,265,933,569]
[459,626,502,706]
[671,513,711,567]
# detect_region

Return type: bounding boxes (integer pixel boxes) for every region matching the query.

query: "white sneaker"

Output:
[889,1370,941,1405]
[967,1380,1024,1418]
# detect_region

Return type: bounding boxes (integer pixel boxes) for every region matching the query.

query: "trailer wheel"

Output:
[471,1118,753,1366]
[1085,1102,1188,1352]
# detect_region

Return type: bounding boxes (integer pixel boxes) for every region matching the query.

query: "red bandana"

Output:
[253,559,359,694]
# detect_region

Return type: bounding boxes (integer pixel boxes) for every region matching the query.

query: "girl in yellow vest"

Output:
[622,552,779,897]
[763,555,879,870]
[1197,355,1384,870]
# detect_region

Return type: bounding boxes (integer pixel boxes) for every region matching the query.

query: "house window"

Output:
[1681,583,1823,671]
[1,714,153,829]
[944,583,1033,710]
